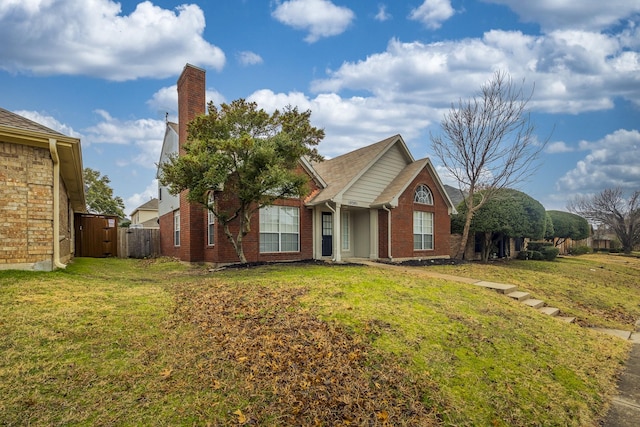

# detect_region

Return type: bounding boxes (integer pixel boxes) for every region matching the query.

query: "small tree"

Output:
[83,167,126,218]
[431,70,547,259]
[159,99,324,263]
[452,188,546,261]
[546,210,590,247]
[568,188,640,254]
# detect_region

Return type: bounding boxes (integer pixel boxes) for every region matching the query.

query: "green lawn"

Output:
[0,255,635,426]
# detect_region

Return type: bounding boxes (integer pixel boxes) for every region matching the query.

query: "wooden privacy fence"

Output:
[117,228,160,259]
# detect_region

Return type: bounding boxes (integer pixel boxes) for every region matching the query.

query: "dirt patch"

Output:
[380,258,468,267]
[171,282,439,426]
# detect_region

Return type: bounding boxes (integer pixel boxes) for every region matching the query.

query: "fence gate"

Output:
[74,214,119,257]
[118,228,160,259]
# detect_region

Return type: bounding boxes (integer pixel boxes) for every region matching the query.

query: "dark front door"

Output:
[321,212,332,257]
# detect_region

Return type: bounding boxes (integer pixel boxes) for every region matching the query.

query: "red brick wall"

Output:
[159,211,180,259]
[379,166,451,259]
[176,64,207,262]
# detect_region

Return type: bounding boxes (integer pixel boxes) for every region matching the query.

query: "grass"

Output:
[0,255,636,426]
[427,253,640,330]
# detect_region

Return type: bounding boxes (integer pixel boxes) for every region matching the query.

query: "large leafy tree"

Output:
[569,188,640,254]
[159,99,324,263]
[546,210,590,247]
[431,71,547,259]
[453,188,546,261]
[83,167,126,218]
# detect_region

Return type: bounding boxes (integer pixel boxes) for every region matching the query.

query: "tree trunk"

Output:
[456,213,472,259]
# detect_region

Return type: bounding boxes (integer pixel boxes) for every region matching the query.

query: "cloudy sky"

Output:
[1,0,638,214]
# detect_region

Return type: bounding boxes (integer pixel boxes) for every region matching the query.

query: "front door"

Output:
[322,212,332,257]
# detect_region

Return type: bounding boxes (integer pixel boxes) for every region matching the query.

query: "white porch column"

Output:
[333,202,341,262]
[369,209,379,259]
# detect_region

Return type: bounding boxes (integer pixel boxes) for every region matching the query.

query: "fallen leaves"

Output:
[171,281,438,425]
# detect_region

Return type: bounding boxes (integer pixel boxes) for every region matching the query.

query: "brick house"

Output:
[0,108,85,270]
[157,64,455,264]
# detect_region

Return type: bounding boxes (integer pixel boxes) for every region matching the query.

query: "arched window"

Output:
[414,184,433,205]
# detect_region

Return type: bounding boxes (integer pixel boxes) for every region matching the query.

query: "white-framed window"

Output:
[259,206,300,253]
[413,211,433,250]
[207,193,215,246]
[174,210,180,247]
[414,184,433,205]
[342,211,350,251]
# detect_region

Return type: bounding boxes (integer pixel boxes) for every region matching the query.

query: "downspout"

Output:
[382,204,392,261]
[49,138,66,269]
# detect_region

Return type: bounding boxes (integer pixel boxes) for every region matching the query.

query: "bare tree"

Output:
[568,188,640,254]
[431,70,547,259]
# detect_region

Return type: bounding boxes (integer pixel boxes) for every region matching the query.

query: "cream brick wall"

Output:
[0,141,56,270]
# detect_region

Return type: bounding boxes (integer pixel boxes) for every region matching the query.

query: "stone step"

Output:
[539,306,560,316]
[474,281,518,294]
[558,316,576,323]
[522,298,545,309]
[506,290,531,301]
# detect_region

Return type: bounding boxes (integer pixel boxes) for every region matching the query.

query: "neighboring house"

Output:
[0,107,85,270]
[130,198,159,229]
[157,64,455,265]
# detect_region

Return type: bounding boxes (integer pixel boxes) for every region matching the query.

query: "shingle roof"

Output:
[309,135,400,204]
[0,107,65,136]
[135,198,159,211]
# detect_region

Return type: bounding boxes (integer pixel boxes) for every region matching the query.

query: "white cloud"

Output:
[483,0,640,32]
[556,129,640,193]
[0,0,225,80]
[311,27,640,114]
[83,111,165,170]
[375,4,391,22]
[545,141,574,154]
[13,110,83,138]
[237,51,264,66]
[409,0,455,30]
[272,0,355,43]
[247,89,433,157]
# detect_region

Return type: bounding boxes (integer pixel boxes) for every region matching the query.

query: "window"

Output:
[341,211,350,251]
[413,211,433,250]
[259,206,299,253]
[174,210,180,246]
[207,193,215,246]
[414,184,433,205]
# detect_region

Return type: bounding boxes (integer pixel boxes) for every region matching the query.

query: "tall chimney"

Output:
[176,63,206,262]
[177,63,206,150]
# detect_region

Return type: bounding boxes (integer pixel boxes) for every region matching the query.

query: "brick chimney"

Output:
[176,63,206,262]
[177,63,206,150]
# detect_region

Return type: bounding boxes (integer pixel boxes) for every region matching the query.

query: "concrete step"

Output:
[474,281,518,294]
[558,316,576,323]
[522,298,545,309]
[506,291,531,301]
[539,306,560,316]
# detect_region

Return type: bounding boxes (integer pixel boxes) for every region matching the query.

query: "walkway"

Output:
[358,260,640,427]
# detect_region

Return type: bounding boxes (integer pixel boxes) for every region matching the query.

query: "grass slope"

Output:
[0,255,634,426]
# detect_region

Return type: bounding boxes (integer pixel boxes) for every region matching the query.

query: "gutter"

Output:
[49,138,66,269]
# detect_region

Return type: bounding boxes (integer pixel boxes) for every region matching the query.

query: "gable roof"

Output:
[132,198,158,214]
[307,134,412,205]
[0,108,85,211]
[372,157,457,214]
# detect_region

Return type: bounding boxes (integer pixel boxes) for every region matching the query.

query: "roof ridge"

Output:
[0,107,66,137]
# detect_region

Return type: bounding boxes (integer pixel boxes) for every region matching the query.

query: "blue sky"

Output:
[1,0,639,215]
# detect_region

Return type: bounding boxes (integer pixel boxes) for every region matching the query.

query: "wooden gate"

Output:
[117,228,160,258]
[74,214,119,257]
